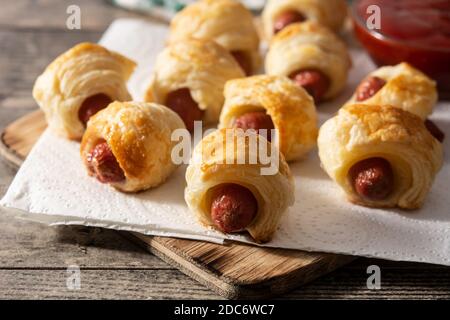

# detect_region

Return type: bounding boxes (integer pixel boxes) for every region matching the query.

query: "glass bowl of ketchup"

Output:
[352,0,450,99]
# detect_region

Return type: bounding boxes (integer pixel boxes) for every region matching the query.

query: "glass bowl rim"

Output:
[351,0,450,53]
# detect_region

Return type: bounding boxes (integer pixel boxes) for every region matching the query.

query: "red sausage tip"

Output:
[289,69,330,102]
[355,76,386,102]
[273,10,306,34]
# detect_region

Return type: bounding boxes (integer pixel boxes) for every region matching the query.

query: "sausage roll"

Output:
[219,75,318,161]
[262,0,347,38]
[318,104,443,209]
[185,128,295,243]
[168,0,260,75]
[80,101,185,193]
[265,22,351,102]
[345,63,438,120]
[145,38,245,132]
[32,42,136,140]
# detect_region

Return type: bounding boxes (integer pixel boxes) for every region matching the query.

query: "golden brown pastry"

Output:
[80,101,185,193]
[265,22,351,102]
[262,0,347,38]
[33,42,136,140]
[345,63,438,120]
[318,104,443,209]
[145,38,245,131]
[168,0,260,75]
[185,128,295,243]
[219,75,318,161]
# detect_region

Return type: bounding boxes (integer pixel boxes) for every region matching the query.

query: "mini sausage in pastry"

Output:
[33,42,136,140]
[169,0,260,75]
[219,75,318,161]
[345,63,438,120]
[262,0,348,38]
[265,22,351,102]
[318,104,443,209]
[145,38,245,132]
[80,101,185,193]
[185,128,295,243]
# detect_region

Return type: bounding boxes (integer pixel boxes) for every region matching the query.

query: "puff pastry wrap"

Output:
[33,42,136,140]
[168,0,260,74]
[265,22,351,101]
[145,38,245,124]
[185,128,295,243]
[81,101,185,193]
[219,75,318,161]
[318,104,443,209]
[345,63,438,120]
[262,0,347,39]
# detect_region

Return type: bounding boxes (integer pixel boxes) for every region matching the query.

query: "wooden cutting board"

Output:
[0,110,355,299]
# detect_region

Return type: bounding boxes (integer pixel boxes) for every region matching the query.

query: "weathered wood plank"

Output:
[1,260,450,299]
[0,269,221,300]
[284,259,450,300]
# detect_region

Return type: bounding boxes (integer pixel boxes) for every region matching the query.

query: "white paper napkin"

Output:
[2,19,450,265]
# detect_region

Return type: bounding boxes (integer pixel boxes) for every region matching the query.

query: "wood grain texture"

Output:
[0,269,217,300]
[1,257,450,299]
[0,110,354,299]
[1,0,450,300]
[127,234,354,299]
[0,209,169,270]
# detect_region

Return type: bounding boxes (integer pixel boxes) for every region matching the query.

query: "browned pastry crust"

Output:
[219,75,318,161]
[80,101,185,193]
[185,128,295,243]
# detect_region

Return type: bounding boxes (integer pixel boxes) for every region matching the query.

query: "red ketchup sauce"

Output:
[352,0,450,98]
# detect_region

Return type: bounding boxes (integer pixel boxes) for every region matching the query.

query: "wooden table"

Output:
[0,0,449,299]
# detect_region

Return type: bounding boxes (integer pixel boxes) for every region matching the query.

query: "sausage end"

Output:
[349,157,394,201]
[86,141,125,184]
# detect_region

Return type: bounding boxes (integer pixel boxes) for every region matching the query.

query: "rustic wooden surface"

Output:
[0,0,450,299]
